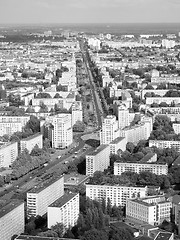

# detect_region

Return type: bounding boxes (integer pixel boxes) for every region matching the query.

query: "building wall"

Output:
[86,184,147,206]
[0,202,24,240]
[114,162,168,175]
[118,105,130,129]
[0,142,18,168]
[173,123,180,134]
[149,140,180,152]
[109,137,127,154]
[48,193,79,229]
[27,177,64,217]
[20,134,43,153]
[86,145,110,176]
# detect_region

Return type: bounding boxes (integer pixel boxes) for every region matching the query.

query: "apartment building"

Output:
[146,97,180,106]
[0,200,24,240]
[100,115,120,145]
[114,162,168,176]
[71,101,83,126]
[20,133,43,153]
[86,144,110,176]
[86,184,147,206]
[126,195,172,226]
[118,104,130,129]
[0,116,30,136]
[48,193,79,229]
[149,140,180,152]
[141,89,169,99]
[27,176,64,217]
[151,76,180,84]
[0,142,18,168]
[120,120,152,144]
[44,114,73,149]
[173,123,180,134]
[109,137,127,154]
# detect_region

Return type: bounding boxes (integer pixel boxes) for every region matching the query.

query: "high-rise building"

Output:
[100,115,120,145]
[48,193,79,229]
[0,142,18,168]
[71,101,83,126]
[86,184,147,206]
[0,200,24,240]
[27,176,64,217]
[44,114,73,149]
[86,144,110,176]
[118,104,130,129]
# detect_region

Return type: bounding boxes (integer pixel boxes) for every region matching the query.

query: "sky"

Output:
[0,0,180,24]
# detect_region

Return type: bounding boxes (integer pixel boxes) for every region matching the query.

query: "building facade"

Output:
[118,104,130,129]
[86,144,110,176]
[20,133,43,153]
[71,101,83,126]
[0,200,24,240]
[48,193,79,229]
[86,184,147,206]
[100,115,120,145]
[27,176,64,217]
[0,142,18,168]
[114,162,168,176]
[149,140,180,152]
[109,137,127,154]
[126,195,172,226]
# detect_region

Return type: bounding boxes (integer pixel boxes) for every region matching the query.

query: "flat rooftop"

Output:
[0,200,24,219]
[20,133,42,141]
[155,232,173,240]
[86,144,109,156]
[64,173,89,186]
[28,175,63,194]
[49,193,78,208]
[110,137,125,144]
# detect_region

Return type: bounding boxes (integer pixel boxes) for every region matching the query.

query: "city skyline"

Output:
[0,0,180,24]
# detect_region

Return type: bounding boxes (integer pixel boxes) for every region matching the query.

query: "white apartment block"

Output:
[173,123,180,134]
[126,195,172,226]
[0,116,30,136]
[71,101,83,126]
[114,162,168,176]
[86,144,110,176]
[86,184,147,206]
[100,115,120,145]
[120,120,152,144]
[118,104,130,129]
[0,200,24,240]
[146,97,180,106]
[0,142,18,168]
[48,193,79,229]
[27,176,64,217]
[149,140,180,152]
[20,133,43,153]
[45,114,73,149]
[109,137,127,154]
[151,77,180,84]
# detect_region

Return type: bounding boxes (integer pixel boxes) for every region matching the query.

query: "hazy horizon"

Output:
[0,0,180,24]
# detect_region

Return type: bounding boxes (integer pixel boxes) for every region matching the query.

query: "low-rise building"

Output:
[48,193,79,229]
[0,200,24,240]
[173,123,180,134]
[149,140,180,152]
[0,141,18,168]
[126,195,172,226]
[27,176,64,218]
[86,184,147,206]
[86,144,110,176]
[20,133,43,153]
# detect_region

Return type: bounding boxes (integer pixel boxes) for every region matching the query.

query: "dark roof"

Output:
[48,193,78,208]
[15,235,78,240]
[20,133,42,142]
[155,232,173,240]
[139,152,156,163]
[110,137,125,144]
[0,200,24,218]
[86,144,109,156]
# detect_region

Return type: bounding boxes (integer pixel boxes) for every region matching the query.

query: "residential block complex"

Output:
[20,133,43,153]
[48,193,79,229]
[27,176,64,217]
[86,184,147,206]
[0,142,18,168]
[126,195,172,225]
[0,200,24,240]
